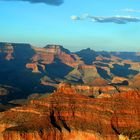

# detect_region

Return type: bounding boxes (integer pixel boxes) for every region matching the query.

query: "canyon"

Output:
[0,42,140,102]
[0,83,140,140]
[0,42,140,139]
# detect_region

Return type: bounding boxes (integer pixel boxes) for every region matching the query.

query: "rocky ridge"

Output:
[0,42,140,111]
[0,83,140,140]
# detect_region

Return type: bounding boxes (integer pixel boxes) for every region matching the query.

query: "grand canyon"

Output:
[0,42,140,140]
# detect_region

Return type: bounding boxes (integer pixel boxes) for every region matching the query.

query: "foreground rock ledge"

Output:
[0,86,140,140]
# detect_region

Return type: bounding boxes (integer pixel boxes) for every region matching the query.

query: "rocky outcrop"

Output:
[26,63,39,73]
[26,63,45,73]
[66,65,101,85]
[0,84,140,140]
[129,73,140,89]
[0,88,9,96]
[33,47,55,64]
[49,83,132,97]
[0,43,14,61]
[111,77,129,86]
[33,45,82,67]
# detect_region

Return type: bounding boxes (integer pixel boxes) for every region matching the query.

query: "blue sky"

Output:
[0,0,140,51]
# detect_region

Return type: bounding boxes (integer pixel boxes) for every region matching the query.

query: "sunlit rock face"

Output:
[33,45,83,67]
[129,73,140,89]
[0,84,140,140]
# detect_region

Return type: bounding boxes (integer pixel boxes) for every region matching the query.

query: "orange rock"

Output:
[26,63,39,73]
[0,87,140,140]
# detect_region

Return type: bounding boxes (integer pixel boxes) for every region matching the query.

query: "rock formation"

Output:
[0,84,140,140]
[1,43,14,61]
[0,42,140,110]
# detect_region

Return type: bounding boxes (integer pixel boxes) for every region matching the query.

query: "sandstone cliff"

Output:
[0,83,140,140]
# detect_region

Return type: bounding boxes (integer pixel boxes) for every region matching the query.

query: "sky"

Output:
[0,0,140,51]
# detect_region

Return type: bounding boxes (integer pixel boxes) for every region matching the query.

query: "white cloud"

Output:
[71,14,140,24]
[121,8,140,13]
[71,16,81,20]
[71,14,89,21]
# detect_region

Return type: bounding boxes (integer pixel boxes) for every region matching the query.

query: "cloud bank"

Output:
[121,8,140,13]
[3,0,64,6]
[71,14,140,24]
